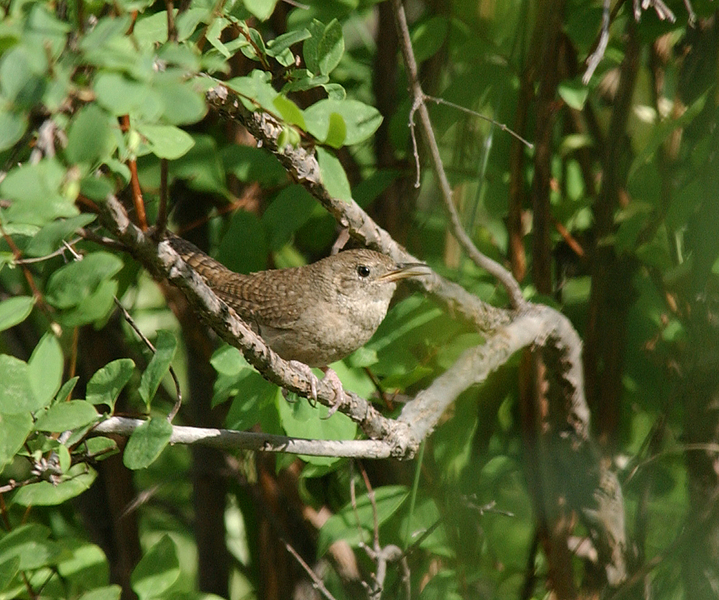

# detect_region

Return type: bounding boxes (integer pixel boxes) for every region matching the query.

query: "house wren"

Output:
[167,235,429,368]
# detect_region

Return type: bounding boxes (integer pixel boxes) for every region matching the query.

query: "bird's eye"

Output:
[357,265,371,278]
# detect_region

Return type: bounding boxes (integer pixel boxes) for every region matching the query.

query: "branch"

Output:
[94,417,393,459]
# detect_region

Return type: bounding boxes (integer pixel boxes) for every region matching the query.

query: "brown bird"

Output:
[168,235,429,411]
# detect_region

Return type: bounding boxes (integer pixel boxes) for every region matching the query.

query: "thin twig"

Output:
[12,238,80,264]
[283,539,338,600]
[120,115,148,231]
[157,158,169,238]
[425,96,533,149]
[113,298,183,422]
[95,416,395,457]
[584,0,611,84]
[391,0,526,309]
[0,223,43,301]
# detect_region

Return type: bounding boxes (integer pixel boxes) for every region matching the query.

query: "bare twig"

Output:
[113,298,183,421]
[157,158,169,238]
[283,539,338,600]
[94,416,394,458]
[425,96,534,149]
[12,238,81,264]
[391,0,526,309]
[584,0,611,84]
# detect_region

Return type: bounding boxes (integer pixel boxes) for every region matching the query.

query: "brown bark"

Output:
[583,24,640,450]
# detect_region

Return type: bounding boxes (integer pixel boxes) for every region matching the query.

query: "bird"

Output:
[167,234,429,412]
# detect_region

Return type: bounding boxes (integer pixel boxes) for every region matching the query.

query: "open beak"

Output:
[378,262,432,283]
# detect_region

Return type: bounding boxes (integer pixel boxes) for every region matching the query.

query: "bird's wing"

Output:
[212,270,306,331]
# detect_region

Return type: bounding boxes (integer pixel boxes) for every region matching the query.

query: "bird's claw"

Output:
[320,368,345,419]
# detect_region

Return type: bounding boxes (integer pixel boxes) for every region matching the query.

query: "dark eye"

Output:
[357,265,371,278]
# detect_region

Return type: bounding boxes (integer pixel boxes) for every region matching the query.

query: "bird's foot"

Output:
[287,361,345,417]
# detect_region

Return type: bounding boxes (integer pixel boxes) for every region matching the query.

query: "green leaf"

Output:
[223,371,280,430]
[66,104,116,165]
[123,417,173,470]
[24,214,97,258]
[243,0,279,21]
[304,99,382,146]
[13,466,97,506]
[0,355,41,413]
[0,412,33,472]
[0,556,20,592]
[56,538,110,588]
[318,486,409,555]
[34,401,99,432]
[304,19,344,76]
[84,437,119,461]
[272,94,306,130]
[0,110,28,152]
[45,252,123,310]
[57,278,118,327]
[0,158,77,226]
[0,46,46,108]
[262,185,317,251]
[78,586,122,600]
[94,72,152,116]
[225,71,278,112]
[217,210,268,273]
[0,296,35,333]
[266,29,311,56]
[131,535,180,600]
[154,78,207,126]
[278,394,357,467]
[324,111,346,148]
[316,147,351,201]
[138,330,177,407]
[0,524,55,570]
[28,333,63,409]
[86,359,135,409]
[136,123,195,160]
[164,134,225,193]
[221,145,286,186]
[411,16,449,63]
[558,78,589,110]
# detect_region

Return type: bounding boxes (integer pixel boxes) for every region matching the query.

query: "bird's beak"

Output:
[378,262,432,283]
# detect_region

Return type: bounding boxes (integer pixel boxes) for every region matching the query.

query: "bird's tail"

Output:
[165,232,233,286]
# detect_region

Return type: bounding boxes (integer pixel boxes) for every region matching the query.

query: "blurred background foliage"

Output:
[0,0,718,598]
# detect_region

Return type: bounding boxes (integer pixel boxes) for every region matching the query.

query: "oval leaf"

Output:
[0,296,35,332]
[123,418,173,470]
[138,331,177,408]
[34,401,99,432]
[28,333,64,409]
[130,535,180,600]
[87,359,135,409]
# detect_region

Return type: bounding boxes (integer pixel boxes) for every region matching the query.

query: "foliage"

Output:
[0,0,718,598]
